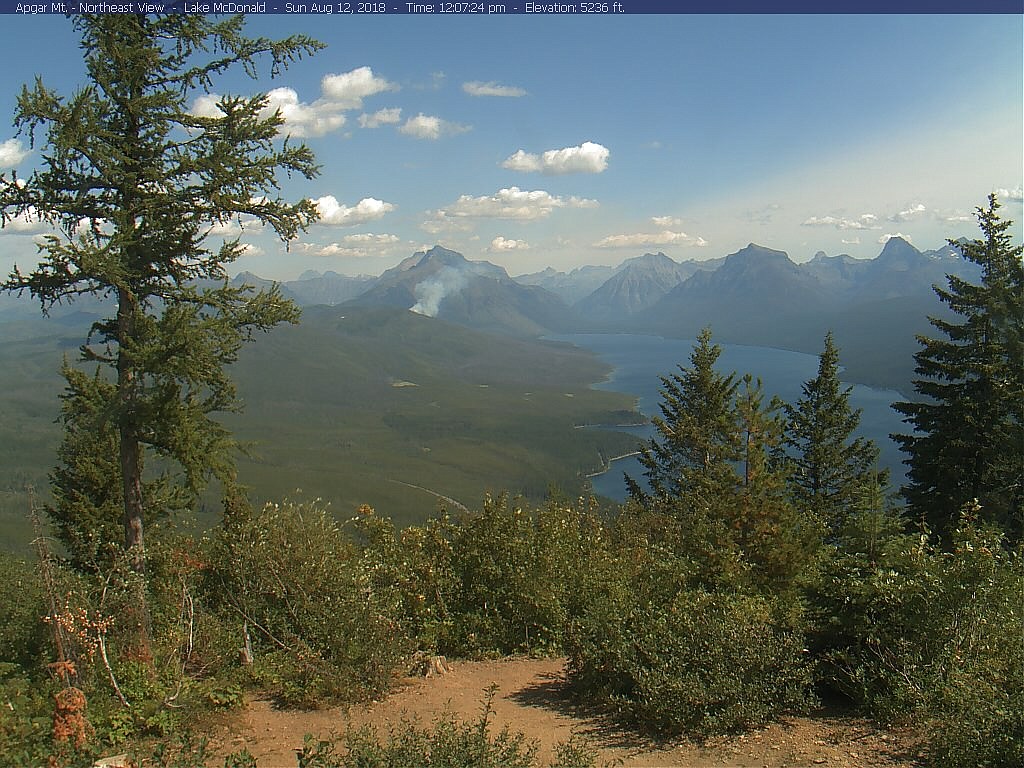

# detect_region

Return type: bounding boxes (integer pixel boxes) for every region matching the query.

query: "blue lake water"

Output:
[549,334,908,502]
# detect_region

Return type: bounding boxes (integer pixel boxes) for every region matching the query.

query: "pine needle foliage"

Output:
[0,14,322,656]
[893,194,1024,542]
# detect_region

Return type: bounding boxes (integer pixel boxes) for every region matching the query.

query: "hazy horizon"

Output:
[1,14,1021,282]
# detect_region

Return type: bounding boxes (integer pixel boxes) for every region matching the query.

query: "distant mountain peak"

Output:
[724,243,794,268]
[417,245,468,267]
[877,236,922,267]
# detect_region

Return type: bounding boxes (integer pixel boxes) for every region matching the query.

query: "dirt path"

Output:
[212,657,921,767]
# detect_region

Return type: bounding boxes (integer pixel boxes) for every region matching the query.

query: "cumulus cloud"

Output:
[502,141,609,175]
[462,81,527,97]
[1,207,49,234]
[995,184,1023,202]
[189,67,395,138]
[303,233,403,259]
[359,108,402,129]
[890,203,928,222]
[342,233,401,245]
[207,214,263,237]
[594,230,707,249]
[237,243,265,257]
[321,67,396,109]
[314,196,395,226]
[399,114,470,140]
[425,187,598,233]
[490,236,530,251]
[263,87,347,137]
[0,138,31,168]
[651,216,682,228]
[802,213,881,230]
[878,232,912,245]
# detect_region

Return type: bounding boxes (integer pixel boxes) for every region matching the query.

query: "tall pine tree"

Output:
[626,327,740,507]
[892,194,1023,542]
[0,14,321,657]
[784,332,888,535]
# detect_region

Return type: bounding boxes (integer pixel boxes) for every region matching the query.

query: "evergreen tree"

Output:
[0,14,321,657]
[784,332,888,534]
[46,362,189,574]
[892,194,1024,542]
[731,374,814,592]
[626,328,740,507]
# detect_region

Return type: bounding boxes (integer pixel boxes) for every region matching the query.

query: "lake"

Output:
[548,334,909,502]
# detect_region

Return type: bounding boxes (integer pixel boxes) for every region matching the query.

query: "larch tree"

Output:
[784,332,888,535]
[0,14,322,658]
[892,194,1023,543]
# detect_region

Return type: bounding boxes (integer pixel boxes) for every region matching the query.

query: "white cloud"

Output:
[342,233,401,245]
[594,230,707,249]
[189,67,395,138]
[1,207,49,234]
[802,213,881,230]
[399,114,470,140]
[238,243,265,257]
[0,138,31,168]
[359,108,402,129]
[490,236,530,251]
[995,184,1024,202]
[303,233,403,259]
[263,87,347,137]
[314,196,395,226]
[321,67,396,109]
[890,203,928,222]
[841,237,861,245]
[651,216,682,228]
[878,232,912,245]
[427,187,598,231]
[191,89,346,138]
[189,94,225,119]
[207,214,264,237]
[502,141,609,175]
[462,81,527,98]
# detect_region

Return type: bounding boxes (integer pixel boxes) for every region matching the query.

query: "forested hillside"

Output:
[0,13,1020,768]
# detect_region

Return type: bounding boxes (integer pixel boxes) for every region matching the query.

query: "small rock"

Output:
[813,759,827,765]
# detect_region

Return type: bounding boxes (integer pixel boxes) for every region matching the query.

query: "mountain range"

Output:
[0,237,979,392]
[305,238,974,391]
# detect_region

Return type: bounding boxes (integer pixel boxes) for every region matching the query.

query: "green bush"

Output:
[813,507,1024,763]
[567,580,811,737]
[295,687,594,768]
[0,667,57,767]
[0,552,49,670]
[431,495,607,657]
[206,498,411,707]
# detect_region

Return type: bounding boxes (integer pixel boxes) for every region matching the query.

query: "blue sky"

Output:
[0,14,1021,280]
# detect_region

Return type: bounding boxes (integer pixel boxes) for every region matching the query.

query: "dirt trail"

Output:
[212,657,920,767]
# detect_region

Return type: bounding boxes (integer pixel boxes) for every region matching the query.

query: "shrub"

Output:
[567,580,811,737]
[295,687,595,768]
[0,552,48,671]
[206,498,410,707]
[436,494,607,657]
[814,505,1024,763]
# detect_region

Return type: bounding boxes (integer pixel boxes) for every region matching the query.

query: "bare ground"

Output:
[209,657,923,768]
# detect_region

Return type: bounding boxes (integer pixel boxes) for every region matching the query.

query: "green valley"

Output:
[0,304,641,549]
